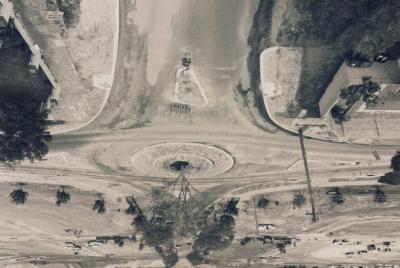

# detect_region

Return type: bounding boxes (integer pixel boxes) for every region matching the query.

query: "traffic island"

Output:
[130,142,234,178]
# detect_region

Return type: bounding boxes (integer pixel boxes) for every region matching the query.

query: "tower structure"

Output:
[165,166,200,232]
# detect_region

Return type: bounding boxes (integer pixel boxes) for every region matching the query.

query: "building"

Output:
[0,0,13,27]
[319,60,400,119]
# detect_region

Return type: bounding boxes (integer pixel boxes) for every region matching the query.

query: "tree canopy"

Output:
[10,187,29,204]
[93,196,106,213]
[0,92,51,166]
[292,192,306,209]
[390,151,400,171]
[379,150,400,184]
[257,196,270,209]
[56,187,71,206]
[331,188,344,205]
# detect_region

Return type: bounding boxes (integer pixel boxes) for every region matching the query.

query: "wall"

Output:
[318,62,350,118]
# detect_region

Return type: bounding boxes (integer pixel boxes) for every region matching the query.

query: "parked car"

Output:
[374,53,389,63]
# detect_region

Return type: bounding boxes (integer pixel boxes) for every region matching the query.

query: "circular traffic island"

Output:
[130,142,234,178]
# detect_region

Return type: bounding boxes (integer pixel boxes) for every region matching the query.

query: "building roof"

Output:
[344,60,400,85]
[319,60,400,117]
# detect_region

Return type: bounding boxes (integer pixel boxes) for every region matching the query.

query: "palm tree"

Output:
[56,187,70,206]
[93,195,106,214]
[10,186,29,204]
[292,192,306,209]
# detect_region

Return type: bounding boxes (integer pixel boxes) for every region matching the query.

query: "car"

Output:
[88,240,103,247]
[374,53,389,63]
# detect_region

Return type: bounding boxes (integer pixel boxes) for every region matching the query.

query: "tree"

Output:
[222,198,239,216]
[292,192,306,209]
[10,186,29,204]
[331,188,344,205]
[56,187,70,205]
[331,104,349,123]
[257,196,270,209]
[56,0,81,27]
[374,187,386,203]
[126,203,137,215]
[379,150,400,185]
[131,200,177,268]
[93,196,106,213]
[390,151,400,171]
[0,92,51,167]
[156,244,179,268]
[188,212,236,266]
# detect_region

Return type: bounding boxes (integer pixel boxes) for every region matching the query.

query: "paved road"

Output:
[54,0,398,162]
[40,0,398,188]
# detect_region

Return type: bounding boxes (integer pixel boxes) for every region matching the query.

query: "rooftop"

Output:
[344,60,400,85]
[319,60,400,117]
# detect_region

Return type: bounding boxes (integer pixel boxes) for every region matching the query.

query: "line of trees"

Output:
[7,186,116,214]
[328,187,387,205]
[10,186,73,206]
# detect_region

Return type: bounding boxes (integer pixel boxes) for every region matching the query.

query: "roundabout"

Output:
[130,142,234,178]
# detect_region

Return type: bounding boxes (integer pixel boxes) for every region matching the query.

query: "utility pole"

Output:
[166,167,200,233]
[298,128,318,223]
[253,196,259,236]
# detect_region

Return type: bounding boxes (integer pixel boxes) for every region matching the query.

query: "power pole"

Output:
[166,168,200,233]
[253,196,259,236]
[298,128,318,223]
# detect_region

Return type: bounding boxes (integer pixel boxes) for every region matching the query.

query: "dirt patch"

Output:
[260,47,303,114]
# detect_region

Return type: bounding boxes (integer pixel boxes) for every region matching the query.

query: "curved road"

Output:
[41,0,397,186]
